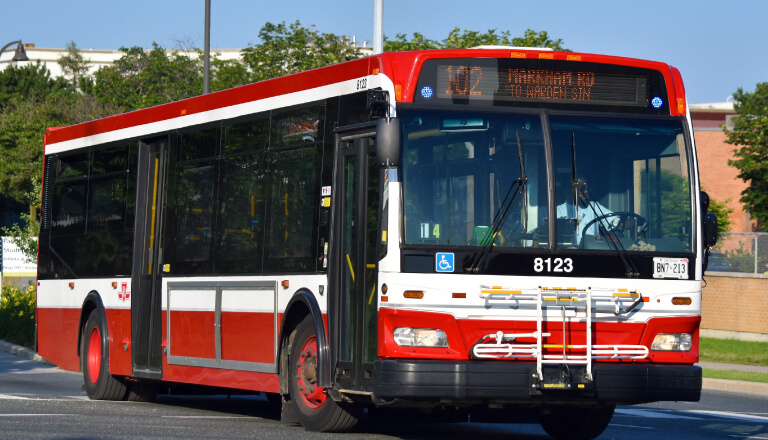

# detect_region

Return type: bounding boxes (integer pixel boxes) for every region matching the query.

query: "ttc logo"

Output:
[119,283,130,302]
[435,252,454,273]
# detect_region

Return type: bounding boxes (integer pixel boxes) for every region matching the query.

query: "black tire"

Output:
[82,309,128,400]
[288,315,360,432]
[539,404,615,440]
[125,379,159,402]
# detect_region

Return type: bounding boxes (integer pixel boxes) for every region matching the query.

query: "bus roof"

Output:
[44,48,686,152]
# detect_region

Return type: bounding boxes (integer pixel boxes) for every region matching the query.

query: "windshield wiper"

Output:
[466,132,527,273]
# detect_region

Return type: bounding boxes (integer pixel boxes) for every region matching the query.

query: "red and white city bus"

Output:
[37,47,717,439]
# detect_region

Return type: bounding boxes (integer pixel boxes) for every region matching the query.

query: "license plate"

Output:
[653,257,689,279]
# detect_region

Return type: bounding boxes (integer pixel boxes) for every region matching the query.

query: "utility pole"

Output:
[373,0,383,55]
[203,0,211,94]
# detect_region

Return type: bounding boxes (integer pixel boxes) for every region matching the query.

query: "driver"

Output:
[556,177,613,245]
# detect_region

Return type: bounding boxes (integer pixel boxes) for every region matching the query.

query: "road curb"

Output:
[0,339,53,366]
[702,378,768,396]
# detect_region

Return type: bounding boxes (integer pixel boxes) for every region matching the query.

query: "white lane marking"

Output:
[687,410,768,423]
[0,394,29,400]
[615,408,703,420]
[609,423,654,430]
[0,414,70,417]
[162,416,259,419]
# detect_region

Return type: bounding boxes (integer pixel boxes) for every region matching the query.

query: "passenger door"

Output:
[131,137,168,379]
[333,131,381,391]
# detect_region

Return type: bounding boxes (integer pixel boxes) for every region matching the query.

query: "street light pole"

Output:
[203,0,211,94]
[373,0,383,55]
[0,40,30,62]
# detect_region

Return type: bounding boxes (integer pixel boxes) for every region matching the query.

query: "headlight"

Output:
[393,327,449,347]
[651,333,692,351]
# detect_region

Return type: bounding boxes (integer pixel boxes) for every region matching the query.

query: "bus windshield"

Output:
[400,109,693,253]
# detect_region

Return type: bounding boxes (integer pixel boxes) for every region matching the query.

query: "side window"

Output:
[51,153,89,235]
[46,144,136,279]
[168,128,220,274]
[265,145,321,271]
[265,105,324,272]
[215,118,269,273]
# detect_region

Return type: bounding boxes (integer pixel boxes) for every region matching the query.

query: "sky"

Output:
[3,0,767,104]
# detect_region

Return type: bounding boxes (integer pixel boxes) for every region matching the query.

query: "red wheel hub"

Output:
[87,327,101,384]
[295,335,326,409]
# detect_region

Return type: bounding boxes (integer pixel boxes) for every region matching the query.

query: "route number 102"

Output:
[534,257,574,273]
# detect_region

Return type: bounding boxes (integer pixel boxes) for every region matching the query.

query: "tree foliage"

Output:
[0,61,68,108]
[92,43,203,112]
[385,27,568,52]
[58,40,90,92]
[726,83,768,228]
[701,188,734,233]
[241,21,362,82]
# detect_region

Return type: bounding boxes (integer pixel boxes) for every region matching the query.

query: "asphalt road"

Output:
[1,349,767,440]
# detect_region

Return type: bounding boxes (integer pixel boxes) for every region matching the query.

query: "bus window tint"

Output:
[266,145,320,271]
[216,152,267,273]
[550,116,692,252]
[173,162,215,268]
[401,110,547,247]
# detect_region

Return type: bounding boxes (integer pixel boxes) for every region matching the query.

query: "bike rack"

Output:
[473,286,648,381]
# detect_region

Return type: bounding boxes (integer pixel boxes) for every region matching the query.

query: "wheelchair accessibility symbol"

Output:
[435,252,454,273]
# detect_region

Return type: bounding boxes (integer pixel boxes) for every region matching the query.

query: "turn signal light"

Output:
[672,297,692,305]
[403,290,424,299]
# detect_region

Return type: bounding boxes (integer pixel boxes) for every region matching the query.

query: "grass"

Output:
[699,337,768,367]
[703,369,768,384]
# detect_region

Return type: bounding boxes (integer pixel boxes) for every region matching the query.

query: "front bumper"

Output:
[373,360,701,405]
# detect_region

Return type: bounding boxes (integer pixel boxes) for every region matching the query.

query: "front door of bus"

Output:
[130,138,167,379]
[336,132,380,390]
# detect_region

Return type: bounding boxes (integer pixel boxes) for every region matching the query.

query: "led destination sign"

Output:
[439,65,647,105]
[415,58,668,113]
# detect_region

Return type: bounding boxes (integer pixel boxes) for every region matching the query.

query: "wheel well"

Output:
[278,301,310,396]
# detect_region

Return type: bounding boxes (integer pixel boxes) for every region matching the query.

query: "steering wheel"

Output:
[580,212,648,244]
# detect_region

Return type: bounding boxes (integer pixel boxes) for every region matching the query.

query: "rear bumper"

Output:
[373,360,701,405]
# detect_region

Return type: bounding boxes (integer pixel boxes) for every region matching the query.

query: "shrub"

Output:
[0,284,36,349]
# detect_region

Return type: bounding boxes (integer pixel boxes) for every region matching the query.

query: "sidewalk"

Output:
[1,338,767,396]
[698,361,768,396]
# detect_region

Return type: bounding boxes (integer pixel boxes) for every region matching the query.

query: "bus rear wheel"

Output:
[288,315,359,432]
[538,404,615,440]
[82,309,128,400]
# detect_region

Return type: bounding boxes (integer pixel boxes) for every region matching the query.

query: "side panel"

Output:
[165,281,277,372]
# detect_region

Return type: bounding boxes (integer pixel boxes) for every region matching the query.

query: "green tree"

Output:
[726,83,768,228]
[0,61,68,108]
[701,188,733,233]
[511,29,567,50]
[211,56,250,92]
[92,43,203,111]
[384,32,440,51]
[241,21,362,82]
[385,28,568,52]
[58,40,90,92]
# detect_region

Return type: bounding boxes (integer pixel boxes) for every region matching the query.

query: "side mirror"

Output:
[376,117,401,167]
[703,212,718,248]
[700,191,710,213]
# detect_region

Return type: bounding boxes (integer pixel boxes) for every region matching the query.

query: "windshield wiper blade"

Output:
[466,131,528,273]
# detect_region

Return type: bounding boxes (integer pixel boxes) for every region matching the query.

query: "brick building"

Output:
[690,101,756,233]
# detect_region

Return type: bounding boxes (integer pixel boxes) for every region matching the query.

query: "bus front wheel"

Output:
[288,315,359,432]
[82,309,128,400]
[538,404,615,440]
